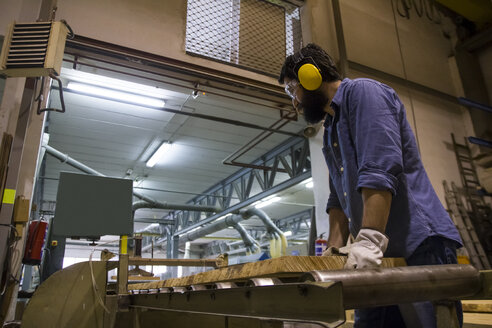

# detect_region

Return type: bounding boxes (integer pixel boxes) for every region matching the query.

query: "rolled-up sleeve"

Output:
[348,81,403,195]
[326,175,342,213]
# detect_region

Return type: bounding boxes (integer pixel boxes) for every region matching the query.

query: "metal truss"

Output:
[169,135,311,236]
[274,208,313,235]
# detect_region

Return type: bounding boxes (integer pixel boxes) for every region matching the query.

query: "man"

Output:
[279,43,463,327]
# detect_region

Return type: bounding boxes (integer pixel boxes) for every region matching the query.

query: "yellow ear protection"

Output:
[293,51,323,91]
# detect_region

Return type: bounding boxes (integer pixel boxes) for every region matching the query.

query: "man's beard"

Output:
[299,89,329,124]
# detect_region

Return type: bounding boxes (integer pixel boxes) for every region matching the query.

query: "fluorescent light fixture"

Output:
[67,82,165,108]
[62,68,168,98]
[146,142,172,167]
[284,231,292,237]
[255,196,281,209]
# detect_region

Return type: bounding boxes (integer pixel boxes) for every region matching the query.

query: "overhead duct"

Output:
[144,209,285,254]
[231,222,260,254]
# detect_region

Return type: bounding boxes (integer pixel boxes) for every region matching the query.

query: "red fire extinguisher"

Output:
[315,233,327,256]
[23,220,48,265]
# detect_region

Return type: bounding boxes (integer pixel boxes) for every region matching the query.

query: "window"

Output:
[186,0,302,77]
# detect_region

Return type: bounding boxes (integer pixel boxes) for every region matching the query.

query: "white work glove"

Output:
[344,228,389,269]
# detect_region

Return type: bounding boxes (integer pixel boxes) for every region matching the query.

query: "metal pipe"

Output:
[303,264,481,309]
[63,87,300,137]
[132,200,220,214]
[242,208,284,237]
[146,206,288,254]
[222,117,295,172]
[181,214,244,243]
[231,222,260,253]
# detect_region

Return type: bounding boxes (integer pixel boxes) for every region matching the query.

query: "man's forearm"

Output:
[327,207,349,248]
[361,188,392,233]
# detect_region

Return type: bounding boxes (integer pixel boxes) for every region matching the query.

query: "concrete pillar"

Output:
[300,0,343,238]
[0,0,58,322]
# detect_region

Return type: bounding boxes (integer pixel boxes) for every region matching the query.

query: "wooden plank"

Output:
[128,256,406,291]
[462,300,492,313]
[463,312,492,326]
[128,256,226,268]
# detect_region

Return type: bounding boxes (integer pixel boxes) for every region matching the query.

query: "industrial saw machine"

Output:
[20,254,492,328]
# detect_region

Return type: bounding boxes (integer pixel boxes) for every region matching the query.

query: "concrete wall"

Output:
[477,45,492,106]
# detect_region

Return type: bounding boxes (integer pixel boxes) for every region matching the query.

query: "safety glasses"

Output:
[284,80,299,100]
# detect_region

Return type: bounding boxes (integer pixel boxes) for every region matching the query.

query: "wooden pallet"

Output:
[129,255,406,290]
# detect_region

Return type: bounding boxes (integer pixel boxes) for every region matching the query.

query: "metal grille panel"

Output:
[186,0,302,77]
[6,22,51,68]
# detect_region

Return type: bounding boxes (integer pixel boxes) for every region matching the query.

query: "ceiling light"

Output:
[146,142,172,167]
[255,196,281,209]
[62,68,168,98]
[284,231,292,237]
[67,82,165,108]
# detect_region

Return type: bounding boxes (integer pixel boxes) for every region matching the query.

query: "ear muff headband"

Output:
[293,53,323,91]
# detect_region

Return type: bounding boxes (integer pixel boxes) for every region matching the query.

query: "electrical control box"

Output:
[53,172,133,238]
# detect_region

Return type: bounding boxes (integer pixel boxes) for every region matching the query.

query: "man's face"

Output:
[284,78,328,124]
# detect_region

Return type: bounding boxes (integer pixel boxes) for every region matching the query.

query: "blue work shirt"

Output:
[323,78,462,258]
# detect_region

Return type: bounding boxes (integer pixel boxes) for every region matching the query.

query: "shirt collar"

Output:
[330,78,351,108]
[323,78,351,128]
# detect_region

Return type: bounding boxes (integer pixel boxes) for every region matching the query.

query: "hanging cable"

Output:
[60,19,75,40]
[37,74,67,114]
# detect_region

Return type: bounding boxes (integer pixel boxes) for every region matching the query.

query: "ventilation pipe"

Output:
[145,209,285,256]
[181,217,260,254]
[132,200,220,214]
[231,222,260,254]
[180,214,244,243]
[241,208,287,257]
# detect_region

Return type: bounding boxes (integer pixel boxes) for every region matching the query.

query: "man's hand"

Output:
[344,228,388,269]
[322,234,353,256]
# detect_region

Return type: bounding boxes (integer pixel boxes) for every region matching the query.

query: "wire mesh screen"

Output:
[186,0,302,77]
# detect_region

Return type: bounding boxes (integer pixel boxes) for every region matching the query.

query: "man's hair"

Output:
[278,43,341,84]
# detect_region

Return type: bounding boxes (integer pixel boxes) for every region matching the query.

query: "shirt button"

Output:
[333,142,338,147]
[340,167,344,172]
[344,192,347,197]
[348,217,351,222]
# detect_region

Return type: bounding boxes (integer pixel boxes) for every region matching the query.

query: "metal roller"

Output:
[213,282,237,289]
[170,287,187,293]
[187,285,208,291]
[303,264,481,309]
[247,277,282,287]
